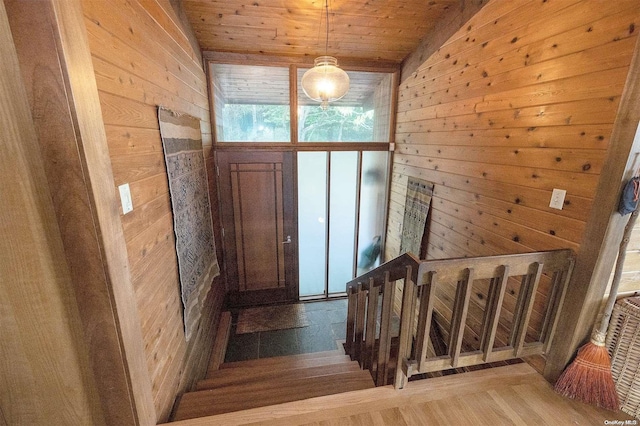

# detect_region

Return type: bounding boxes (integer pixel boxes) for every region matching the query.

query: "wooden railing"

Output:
[345,249,575,389]
[345,252,420,387]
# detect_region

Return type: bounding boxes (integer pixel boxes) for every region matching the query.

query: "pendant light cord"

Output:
[325,0,329,56]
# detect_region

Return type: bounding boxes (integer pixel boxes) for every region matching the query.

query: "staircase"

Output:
[171,349,375,421]
[169,362,625,425]
[171,249,577,422]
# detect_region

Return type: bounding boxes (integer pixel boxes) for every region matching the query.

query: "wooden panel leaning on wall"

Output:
[5,0,144,423]
[0,0,104,422]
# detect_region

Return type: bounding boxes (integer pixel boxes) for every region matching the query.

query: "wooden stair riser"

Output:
[213,354,353,380]
[206,311,232,375]
[219,349,346,370]
[173,370,374,421]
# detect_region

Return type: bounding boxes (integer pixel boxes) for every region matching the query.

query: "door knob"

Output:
[282,235,292,244]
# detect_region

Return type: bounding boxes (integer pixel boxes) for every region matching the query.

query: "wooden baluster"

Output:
[364,277,378,371]
[394,265,417,389]
[415,271,437,371]
[448,268,474,369]
[479,276,497,351]
[354,283,367,366]
[481,265,509,362]
[513,262,544,356]
[345,285,357,359]
[376,272,394,386]
[510,274,529,348]
[540,270,561,346]
[542,259,573,353]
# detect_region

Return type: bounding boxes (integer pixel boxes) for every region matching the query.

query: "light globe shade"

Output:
[301,56,350,109]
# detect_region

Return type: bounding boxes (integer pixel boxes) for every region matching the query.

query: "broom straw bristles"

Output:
[554,340,619,411]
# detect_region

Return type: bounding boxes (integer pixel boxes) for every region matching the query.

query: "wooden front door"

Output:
[218,151,297,306]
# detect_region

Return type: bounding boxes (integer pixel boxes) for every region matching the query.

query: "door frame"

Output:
[217,150,299,307]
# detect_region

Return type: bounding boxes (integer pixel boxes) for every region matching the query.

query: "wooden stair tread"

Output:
[220,349,346,370]
[197,360,361,390]
[208,353,353,380]
[173,369,374,421]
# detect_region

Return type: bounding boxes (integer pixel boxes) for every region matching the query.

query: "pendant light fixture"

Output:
[301,0,350,110]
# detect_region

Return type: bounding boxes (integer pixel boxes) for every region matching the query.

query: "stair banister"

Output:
[345,253,420,384]
[345,249,575,390]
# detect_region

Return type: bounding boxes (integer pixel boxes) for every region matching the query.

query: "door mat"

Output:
[236,304,309,334]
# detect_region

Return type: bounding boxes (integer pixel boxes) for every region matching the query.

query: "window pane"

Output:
[357,151,389,275]
[298,70,393,142]
[328,152,358,294]
[211,64,290,142]
[298,152,327,297]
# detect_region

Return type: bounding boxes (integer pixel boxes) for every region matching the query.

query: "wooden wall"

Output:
[0,0,104,422]
[81,0,221,421]
[387,0,640,349]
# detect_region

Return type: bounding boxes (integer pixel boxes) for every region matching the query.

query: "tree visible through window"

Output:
[221,104,290,142]
[298,106,374,142]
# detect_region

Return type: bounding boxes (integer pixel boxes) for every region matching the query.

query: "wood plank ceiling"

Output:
[182,0,460,63]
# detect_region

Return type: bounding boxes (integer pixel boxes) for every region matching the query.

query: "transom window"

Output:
[209,62,395,144]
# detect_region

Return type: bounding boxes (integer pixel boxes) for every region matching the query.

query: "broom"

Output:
[553,179,640,410]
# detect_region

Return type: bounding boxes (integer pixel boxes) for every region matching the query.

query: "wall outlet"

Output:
[549,188,566,210]
[118,183,134,214]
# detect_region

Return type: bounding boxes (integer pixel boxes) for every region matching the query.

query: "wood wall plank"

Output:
[93,56,208,120]
[397,125,613,150]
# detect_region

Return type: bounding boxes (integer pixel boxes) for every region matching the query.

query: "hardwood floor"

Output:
[168,363,633,425]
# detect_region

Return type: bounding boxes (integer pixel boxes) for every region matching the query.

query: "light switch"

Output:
[118,183,133,214]
[549,188,566,210]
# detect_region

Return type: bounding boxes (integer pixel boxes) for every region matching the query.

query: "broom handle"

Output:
[595,207,639,340]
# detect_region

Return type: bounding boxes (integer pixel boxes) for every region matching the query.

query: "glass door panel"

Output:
[297,152,328,297]
[298,150,389,299]
[328,152,358,294]
[356,151,389,275]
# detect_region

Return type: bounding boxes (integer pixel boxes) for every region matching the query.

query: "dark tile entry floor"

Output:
[224,299,348,363]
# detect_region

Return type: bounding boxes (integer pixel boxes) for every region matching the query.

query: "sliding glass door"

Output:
[298,151,389,298]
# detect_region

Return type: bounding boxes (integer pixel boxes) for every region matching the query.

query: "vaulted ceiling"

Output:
[182,0,460,63]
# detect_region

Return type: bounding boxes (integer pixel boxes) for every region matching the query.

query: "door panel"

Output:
[218,151,297,306]
[231,162,285,291]
[297,150,390,298]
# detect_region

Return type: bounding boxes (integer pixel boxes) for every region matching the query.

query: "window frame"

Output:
[204,52,399,150]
